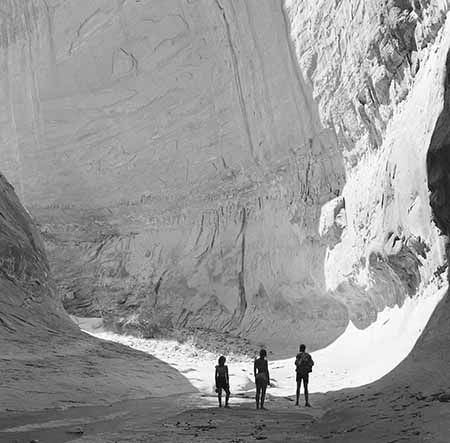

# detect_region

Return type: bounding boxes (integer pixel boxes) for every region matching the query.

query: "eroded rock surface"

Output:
[287,0,450,331]
[287,0,448,159]
[0,0,449,355]
[0,171,69,335]
[0,0,347,351]
[0,172,194,411]
[307,16,450,441]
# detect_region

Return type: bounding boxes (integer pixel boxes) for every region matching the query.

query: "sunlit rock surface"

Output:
[306,25,450,435]
[286,0,450,330]
[0,0,346,351]
[0,0,449,356]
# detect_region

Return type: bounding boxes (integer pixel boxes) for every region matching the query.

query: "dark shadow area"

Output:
[0,394,196,443]
[427,49,450,236]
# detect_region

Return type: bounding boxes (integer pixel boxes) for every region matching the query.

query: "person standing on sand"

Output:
[254,349,270,410]
[295,344,314,407]
[215,355,230,408]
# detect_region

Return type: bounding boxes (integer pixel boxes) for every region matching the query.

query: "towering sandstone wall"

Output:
[287,0,450,328]
[1,0,449,352]
[0,169,195,410]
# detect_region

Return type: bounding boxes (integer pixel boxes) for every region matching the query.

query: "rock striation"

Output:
[286,0,450,331]
[0,171,69,335]
[0,0,346,352]
[287,0,449,160]
[0,0,449,356]
[0,172,194,411]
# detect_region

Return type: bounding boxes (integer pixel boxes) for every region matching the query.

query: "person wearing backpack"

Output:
[295,344,313,407]
[215,355,230,407]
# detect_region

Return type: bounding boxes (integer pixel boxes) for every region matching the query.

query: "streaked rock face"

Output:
[0,171,69,334]
[0,0,449,352]
[286,0,448,159]
[0,170,195,411]
[286,0,450,331]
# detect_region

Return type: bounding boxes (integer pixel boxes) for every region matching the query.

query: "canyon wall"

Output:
[1,0,449,353]
[0,169,195,411]
[0,170,70,337]
[308,21,450,438]
[286,0,450,330]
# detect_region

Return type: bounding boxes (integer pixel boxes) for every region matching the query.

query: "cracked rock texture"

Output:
[0,0,449,353]
[287,0,449,161]
[286,0,450,331]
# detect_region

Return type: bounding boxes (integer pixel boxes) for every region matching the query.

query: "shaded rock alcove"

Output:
[0,173,195,412]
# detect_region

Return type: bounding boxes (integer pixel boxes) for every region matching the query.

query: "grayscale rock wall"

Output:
[0,170,69,334]
[0,169,195,411]
[0,0,449,352]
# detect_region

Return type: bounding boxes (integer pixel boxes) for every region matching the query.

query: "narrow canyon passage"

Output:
[1,1,450,442]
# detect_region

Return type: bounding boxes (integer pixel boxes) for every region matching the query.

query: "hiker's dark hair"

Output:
[299,344,306,352]
[259,349,267,358]
[218,355,226,366]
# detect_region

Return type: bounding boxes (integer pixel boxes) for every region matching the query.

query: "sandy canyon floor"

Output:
[1,280,449,443]
[75,281,446,397]
[1,387,448,442]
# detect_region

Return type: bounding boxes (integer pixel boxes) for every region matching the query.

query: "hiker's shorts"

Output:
[255,373,268,389]
[216,377,230,394]
[296,373,309,384]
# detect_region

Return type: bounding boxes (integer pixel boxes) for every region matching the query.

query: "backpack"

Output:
[295,352,314,373]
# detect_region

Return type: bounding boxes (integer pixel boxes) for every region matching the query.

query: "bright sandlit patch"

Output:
[269,281,446,396]
[74,281,445,398]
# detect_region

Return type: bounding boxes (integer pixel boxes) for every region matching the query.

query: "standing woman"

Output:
[215,355,230,407]
[254,349,270,409]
